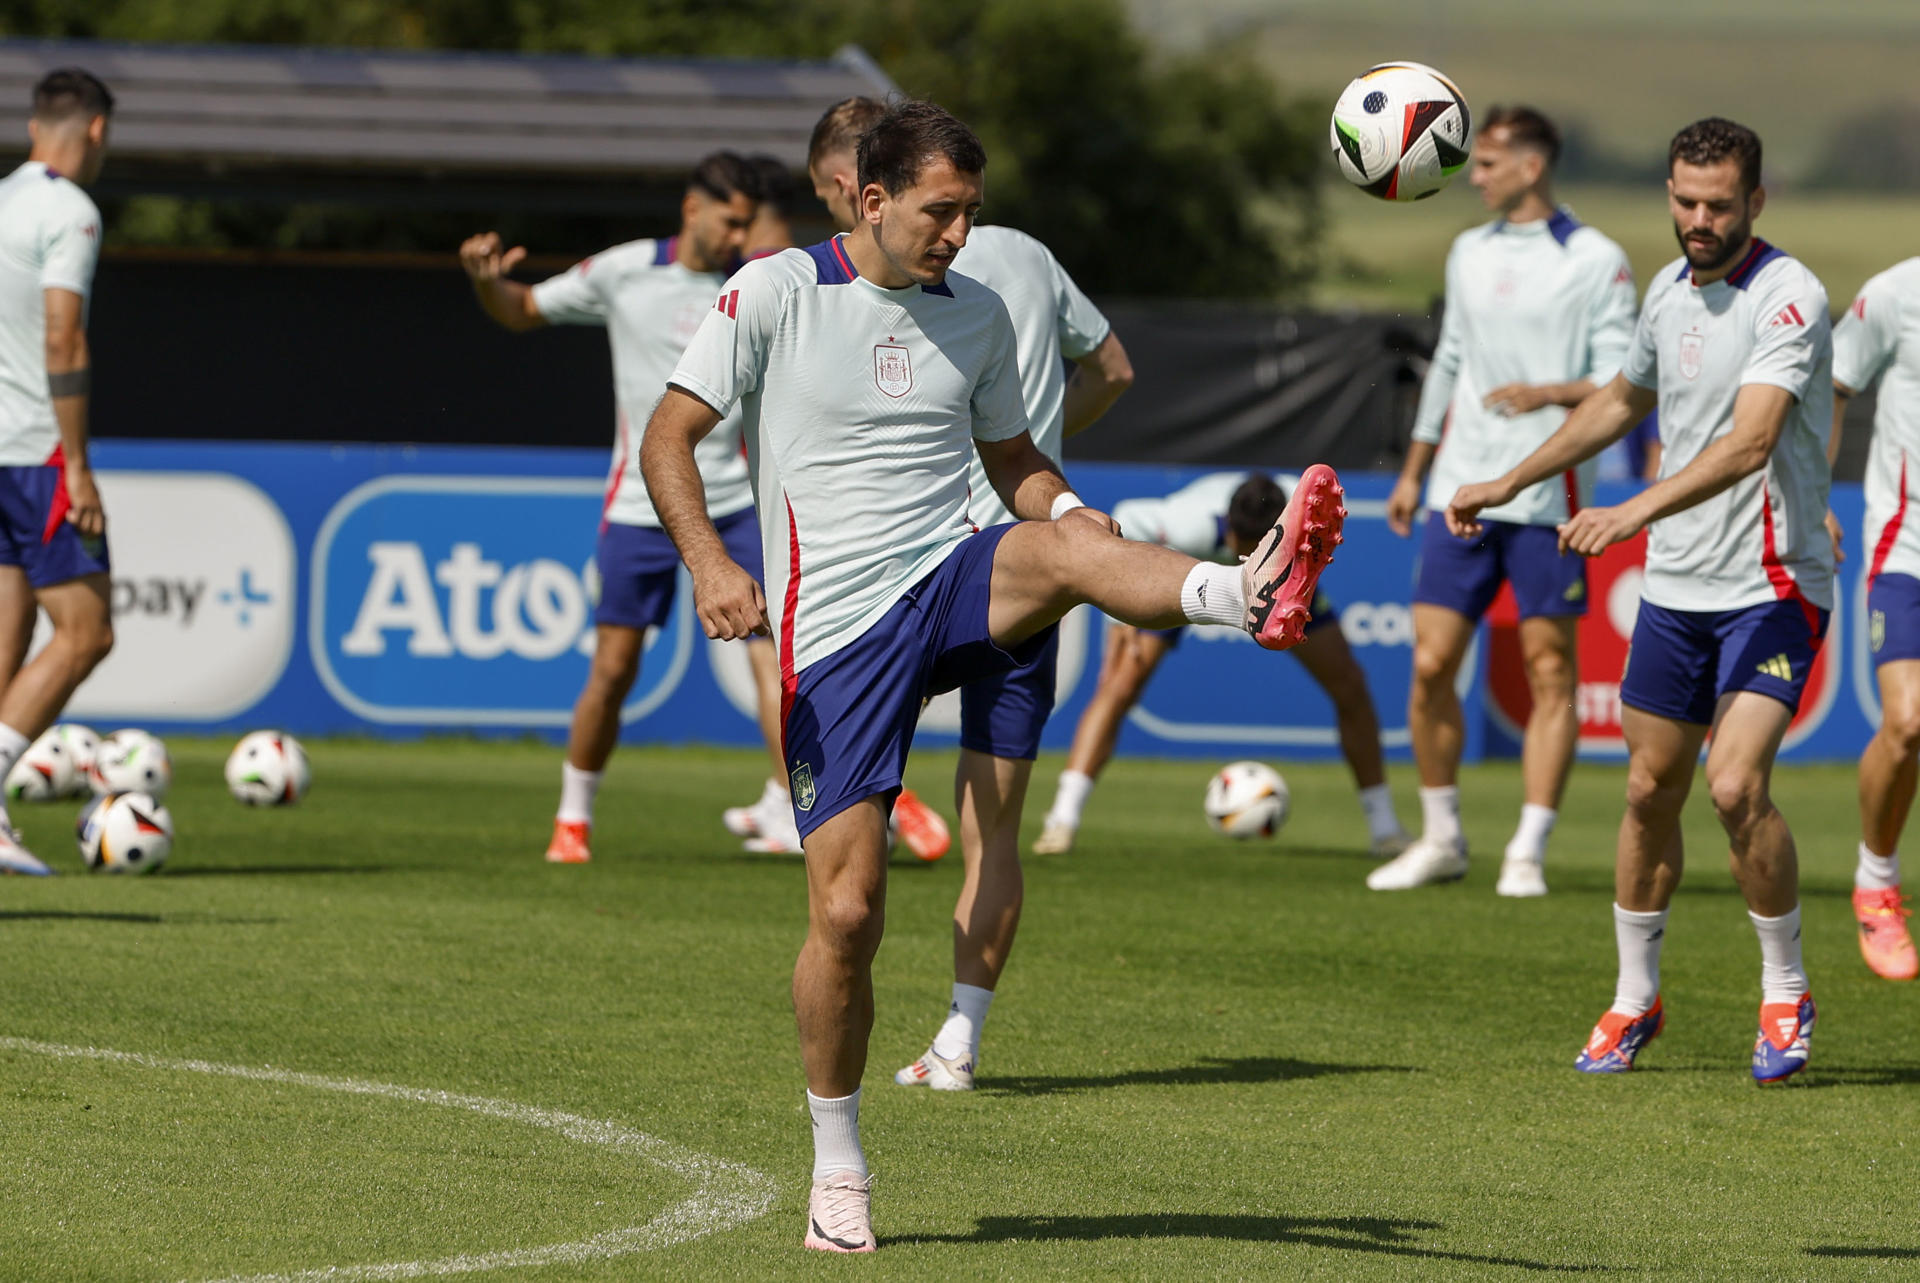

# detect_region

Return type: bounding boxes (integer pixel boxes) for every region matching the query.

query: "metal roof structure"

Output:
[0,38,896,210]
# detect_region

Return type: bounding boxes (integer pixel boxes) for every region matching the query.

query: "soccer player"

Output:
[1832,257,1920,980]
[806,95,1138,1091]
[1375,106,1637,896]
[1035,471,1408,856]
[644,100,1344,1251]
[458,152,799,862]
[0,69,117,877]
[740,154,797,262]
[1450,118,1832,1083]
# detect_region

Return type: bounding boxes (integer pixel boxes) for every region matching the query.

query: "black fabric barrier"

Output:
[85,254,1875,482]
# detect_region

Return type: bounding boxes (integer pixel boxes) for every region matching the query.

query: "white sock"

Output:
[1180,562,1246,628]
[1857,842,1901,891]
[1505,804,1557,863]
[1749,906,1809,1004]
[556,763,603,824]
[1048,770,1095,828]
[1610,904,1668,1016]
[930,982,994,1062]
[762,777,786,805]
[1418,785,1461,846]
[807,1088,867,1180]
[1357,783,1402,843]
[0,722,28,779]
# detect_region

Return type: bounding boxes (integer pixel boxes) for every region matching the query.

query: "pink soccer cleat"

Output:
[1242,463,1345,651]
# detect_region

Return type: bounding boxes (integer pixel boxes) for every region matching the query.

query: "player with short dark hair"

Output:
[1450,117,1833,1082]
[1377,103,1637,896]
[741,154,798,261]
[0,68,119,875]
[1036,472,1408,856]
[645,99,1343,1250]
[457,152,793,863]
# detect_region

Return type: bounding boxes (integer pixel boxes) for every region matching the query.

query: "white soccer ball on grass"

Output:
[77,791,174,874]
[90,729,173,799]
[1204,761,1291,839]
[225,730,313,806]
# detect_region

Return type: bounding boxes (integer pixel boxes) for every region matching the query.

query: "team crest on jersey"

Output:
[874,344,913,398]
[791,761,817,811]
[1679,331,1704,381]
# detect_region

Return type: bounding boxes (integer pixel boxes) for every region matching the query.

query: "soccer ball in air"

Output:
[225,731,312,806]
[90,729,173,799]
[6,730,80,802]
[1204,762,1291,839]
[77,791,174,874]
[1330,62,1472,202]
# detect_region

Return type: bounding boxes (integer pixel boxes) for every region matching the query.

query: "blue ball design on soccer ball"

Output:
[1363,90,1387,114]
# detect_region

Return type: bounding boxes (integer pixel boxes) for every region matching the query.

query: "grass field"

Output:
[5,738,1920,1279]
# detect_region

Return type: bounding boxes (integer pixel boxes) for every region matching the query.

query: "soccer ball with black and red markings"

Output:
[1329,62,1472,202]
[225,730,312,806]
[1204,762,1290,839]
[77,791,174,874]
[90,729,172,799]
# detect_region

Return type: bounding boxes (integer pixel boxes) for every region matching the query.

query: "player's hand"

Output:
[1483,383,1552,416]
[1385,474,1422,537]
[1445,479,1511,538]
[1826,508,1845,566]
[690,560,769,641]
[1557,504,1643,557]
[458,231,527,282]
[64,464,104,539]
[1061,505,1120,536]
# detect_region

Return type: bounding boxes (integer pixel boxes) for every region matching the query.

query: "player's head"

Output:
[29,68,114,183]
[808,96,887,234]
[679,151,761,272]
[854,100,986,288]
[1225,474,1288,558]
[742,155,798,254]
[1666,117,1765,275]
[1469,105,1558,215]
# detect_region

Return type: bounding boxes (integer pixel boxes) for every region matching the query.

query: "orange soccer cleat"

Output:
[891,788,950,862]
[545,819,592,864]
[1853,886,1918,981]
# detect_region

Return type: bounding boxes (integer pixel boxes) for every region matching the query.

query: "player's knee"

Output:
[55,612,113,671]
[1410,644,1458,692]
[1524,648,1575,700]
[1881,700,1920,757]
[815,888,885,956]
[588,643,640,692]
[1624,766,1685,818]
[1706,769,1770,831]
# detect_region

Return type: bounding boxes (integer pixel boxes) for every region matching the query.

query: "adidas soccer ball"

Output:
[6,729,80,802]
[1330,61,1472,202]
[90,729,172,799]
[77,791,174,874]
[49,723,99,784]
[1204,761,1290,839]
[225,731,312,806]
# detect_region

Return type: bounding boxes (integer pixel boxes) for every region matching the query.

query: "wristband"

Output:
[1050,492,1085,521]
[48,368,89,398]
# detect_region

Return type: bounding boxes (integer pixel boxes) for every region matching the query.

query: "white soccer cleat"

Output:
[1495,857,1548,898]
[1032,818,1077,855]
[1370,829,1413,859]
[894,1045,975,1091]
[744,794,803,854]
[723,779,785,839]
[803,1170,875,1253]
[0,826,52,876]
[1366,837,1468,890]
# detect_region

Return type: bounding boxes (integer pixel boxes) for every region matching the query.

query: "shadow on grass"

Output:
[981,1055,1414,1096]
[161,864,398,878]
[0,909,161,923]
[895,1213,1605,1271]
[1807,1246,1920,1260]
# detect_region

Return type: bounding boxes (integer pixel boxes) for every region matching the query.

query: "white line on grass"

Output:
[1,1036,777,1281]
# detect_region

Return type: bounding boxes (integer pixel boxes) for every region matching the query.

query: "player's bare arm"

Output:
[1448,373,1653,538]
[639,386,768,640]
[44,287,101,538]
[1386,438,1437,536]
[1560,383,1796,558]
[458,231,543,331]
[1061,332,1135,437]
[1483,377,1600,417]
[974,432,1118,533]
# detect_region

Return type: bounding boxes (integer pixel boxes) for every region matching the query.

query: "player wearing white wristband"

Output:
[806,96,1137,1096]
[647,100,1341,1251]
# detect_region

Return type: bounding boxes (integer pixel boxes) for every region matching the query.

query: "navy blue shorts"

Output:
[594,507,761,630]
[0,463,110,588]
[959,629,1059,760]
[1413,512,1587,620]
[1620,598,1828,726]
[1150,593,1339,650]
[1868,571,1920,667]
[783,524,1055,840]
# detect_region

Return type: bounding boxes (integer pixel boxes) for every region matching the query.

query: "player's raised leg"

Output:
[1371,600,1476,888]
[1576,703,1700,1072]
[1853,632,1920,980]
[1036,625,1172,854]
[1290,612,1410,855]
